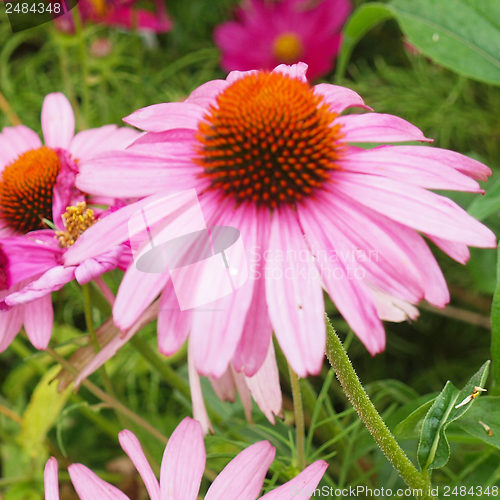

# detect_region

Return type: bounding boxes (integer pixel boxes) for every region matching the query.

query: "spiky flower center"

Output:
[56,202,95,248]
[272,32,303,63]
[196,72,343,208]
[0,147,60,233]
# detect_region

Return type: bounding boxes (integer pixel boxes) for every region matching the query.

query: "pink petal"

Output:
[260,460,328,500]
[205,441,275,500]
[68,464,130,500]
[427,235,470,264]
[185,80,229,108]
[314,83,371,114]
[0,126,41,170]
[160,417,205,500]
[231,367,253,422]
[130,129,195,146]
[272,62,309,82]
[5,266,75,306]
[41,93,75,149]
[118,430,160,500]
[44,457,60,500]
[244,342,282,424]
[74,246,122,285]
[340,146,482,192]
[370,287,419,322]
[209,367,236,402]
[157,283,192,356]
[123,102,204,132]
[188,341,213,435]
[331,172,496,247]
[0,306,24,352]
[336,113,432,143]
[23,295,54,350]
[264,209,325,377]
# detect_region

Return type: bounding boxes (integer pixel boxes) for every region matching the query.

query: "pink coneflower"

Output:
[44,417,328,499]
[0,93,137,352]
[215,0,351,80]
[66,63,496,379]
[55,0,172,34]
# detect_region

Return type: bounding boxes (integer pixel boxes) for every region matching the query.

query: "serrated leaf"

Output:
[394,398,435,439]
[417,361,490,471]
[456,397,500,449]
[17,365,73,460]
[390,0,500,86]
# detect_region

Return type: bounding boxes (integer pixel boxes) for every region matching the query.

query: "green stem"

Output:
[325,318,436,500]
[288,363,306,470]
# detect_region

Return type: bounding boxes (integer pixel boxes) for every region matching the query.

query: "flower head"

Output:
[44,417,327,499]
[68,63,496,380]
[215,0,351,80]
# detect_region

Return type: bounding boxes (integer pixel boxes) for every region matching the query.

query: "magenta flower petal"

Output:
[427,235,470,264]
[0,306,24,352]
[314,83,371,114]
[185,79,229,108]
[23,295,53,350]
[118,430,161,500]
[160,417,205,500]
[44,457,60,500]
[260,460,328,499]
[41,93,75,149]
[123,103,205,132]
[205,441,275,500]
[68,463,130,500]
[0,125,42,169]
[336,113,432,143]
[265,209,325,376]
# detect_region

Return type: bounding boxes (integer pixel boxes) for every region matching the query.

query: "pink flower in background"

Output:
[45,417,327,499]
[215,0,351,80]
[67,63,496,380]
[0,93,137,352]
[55,0,172,34]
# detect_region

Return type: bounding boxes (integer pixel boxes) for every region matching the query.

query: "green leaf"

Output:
[491,244,500,392]
[17,365,73,460]
[468,175,500,222]
[394,398,435,439]
[417,361,490,471]
[390,0,500,86]
[456,397,500,449]
[335,3,394,80]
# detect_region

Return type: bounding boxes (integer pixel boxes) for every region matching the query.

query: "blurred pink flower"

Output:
[55,0,172,34]
[45,417,327,499]
[0,93,137,352]
[67,63,496,379]
[214,0,351,80]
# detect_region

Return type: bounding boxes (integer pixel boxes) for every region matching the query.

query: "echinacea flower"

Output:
[44,417,328,499]
[0,93,137,352]
[55,0,172,34]
[215,0,351,80]
[66,63,496,380]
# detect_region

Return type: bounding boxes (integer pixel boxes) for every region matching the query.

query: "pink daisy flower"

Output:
[44,417,328,499]
[215,0,351,80]
[65,63,496,380]
[0,92,137,352]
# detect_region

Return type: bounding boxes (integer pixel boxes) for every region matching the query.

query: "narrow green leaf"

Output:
[390,0,500,86]
[335,3,394,80]
[492,245,500,392]
[456,397,500,449]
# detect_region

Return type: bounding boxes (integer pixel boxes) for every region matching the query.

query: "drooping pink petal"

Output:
[426,235,470,264]
[370,287,419,322]
[331,172,496,247]
[123,102,205,132]
[118,430,160,500]
[74,246,122,285]
[260,460,328,499]
[0,125,42,170]
[44,457,60,500]
[209,367,236,402]
[23,295,54,350]
[231,366,253,422]
[314,83,371,114]
[5,266,75,306]
[336,113,432,143]
[188,340,213,435]
[41,93,75,149]
[205,441,275,500]
[244,342,282,424]
[160,417,205,500]
[0,306,24,352]
[68,464,130,500]
[265,208,325,377]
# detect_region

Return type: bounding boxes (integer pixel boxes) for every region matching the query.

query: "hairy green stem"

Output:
[288,363,306,470]
[325,318,436,500]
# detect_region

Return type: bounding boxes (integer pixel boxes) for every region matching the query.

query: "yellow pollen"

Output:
[272,32,303,63]
[56,202,95,248]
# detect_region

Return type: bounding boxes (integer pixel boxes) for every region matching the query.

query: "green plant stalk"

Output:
[288,363,306,470]
[325,318,436,500]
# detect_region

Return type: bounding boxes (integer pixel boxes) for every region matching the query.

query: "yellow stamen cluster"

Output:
[56,202,95,248]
